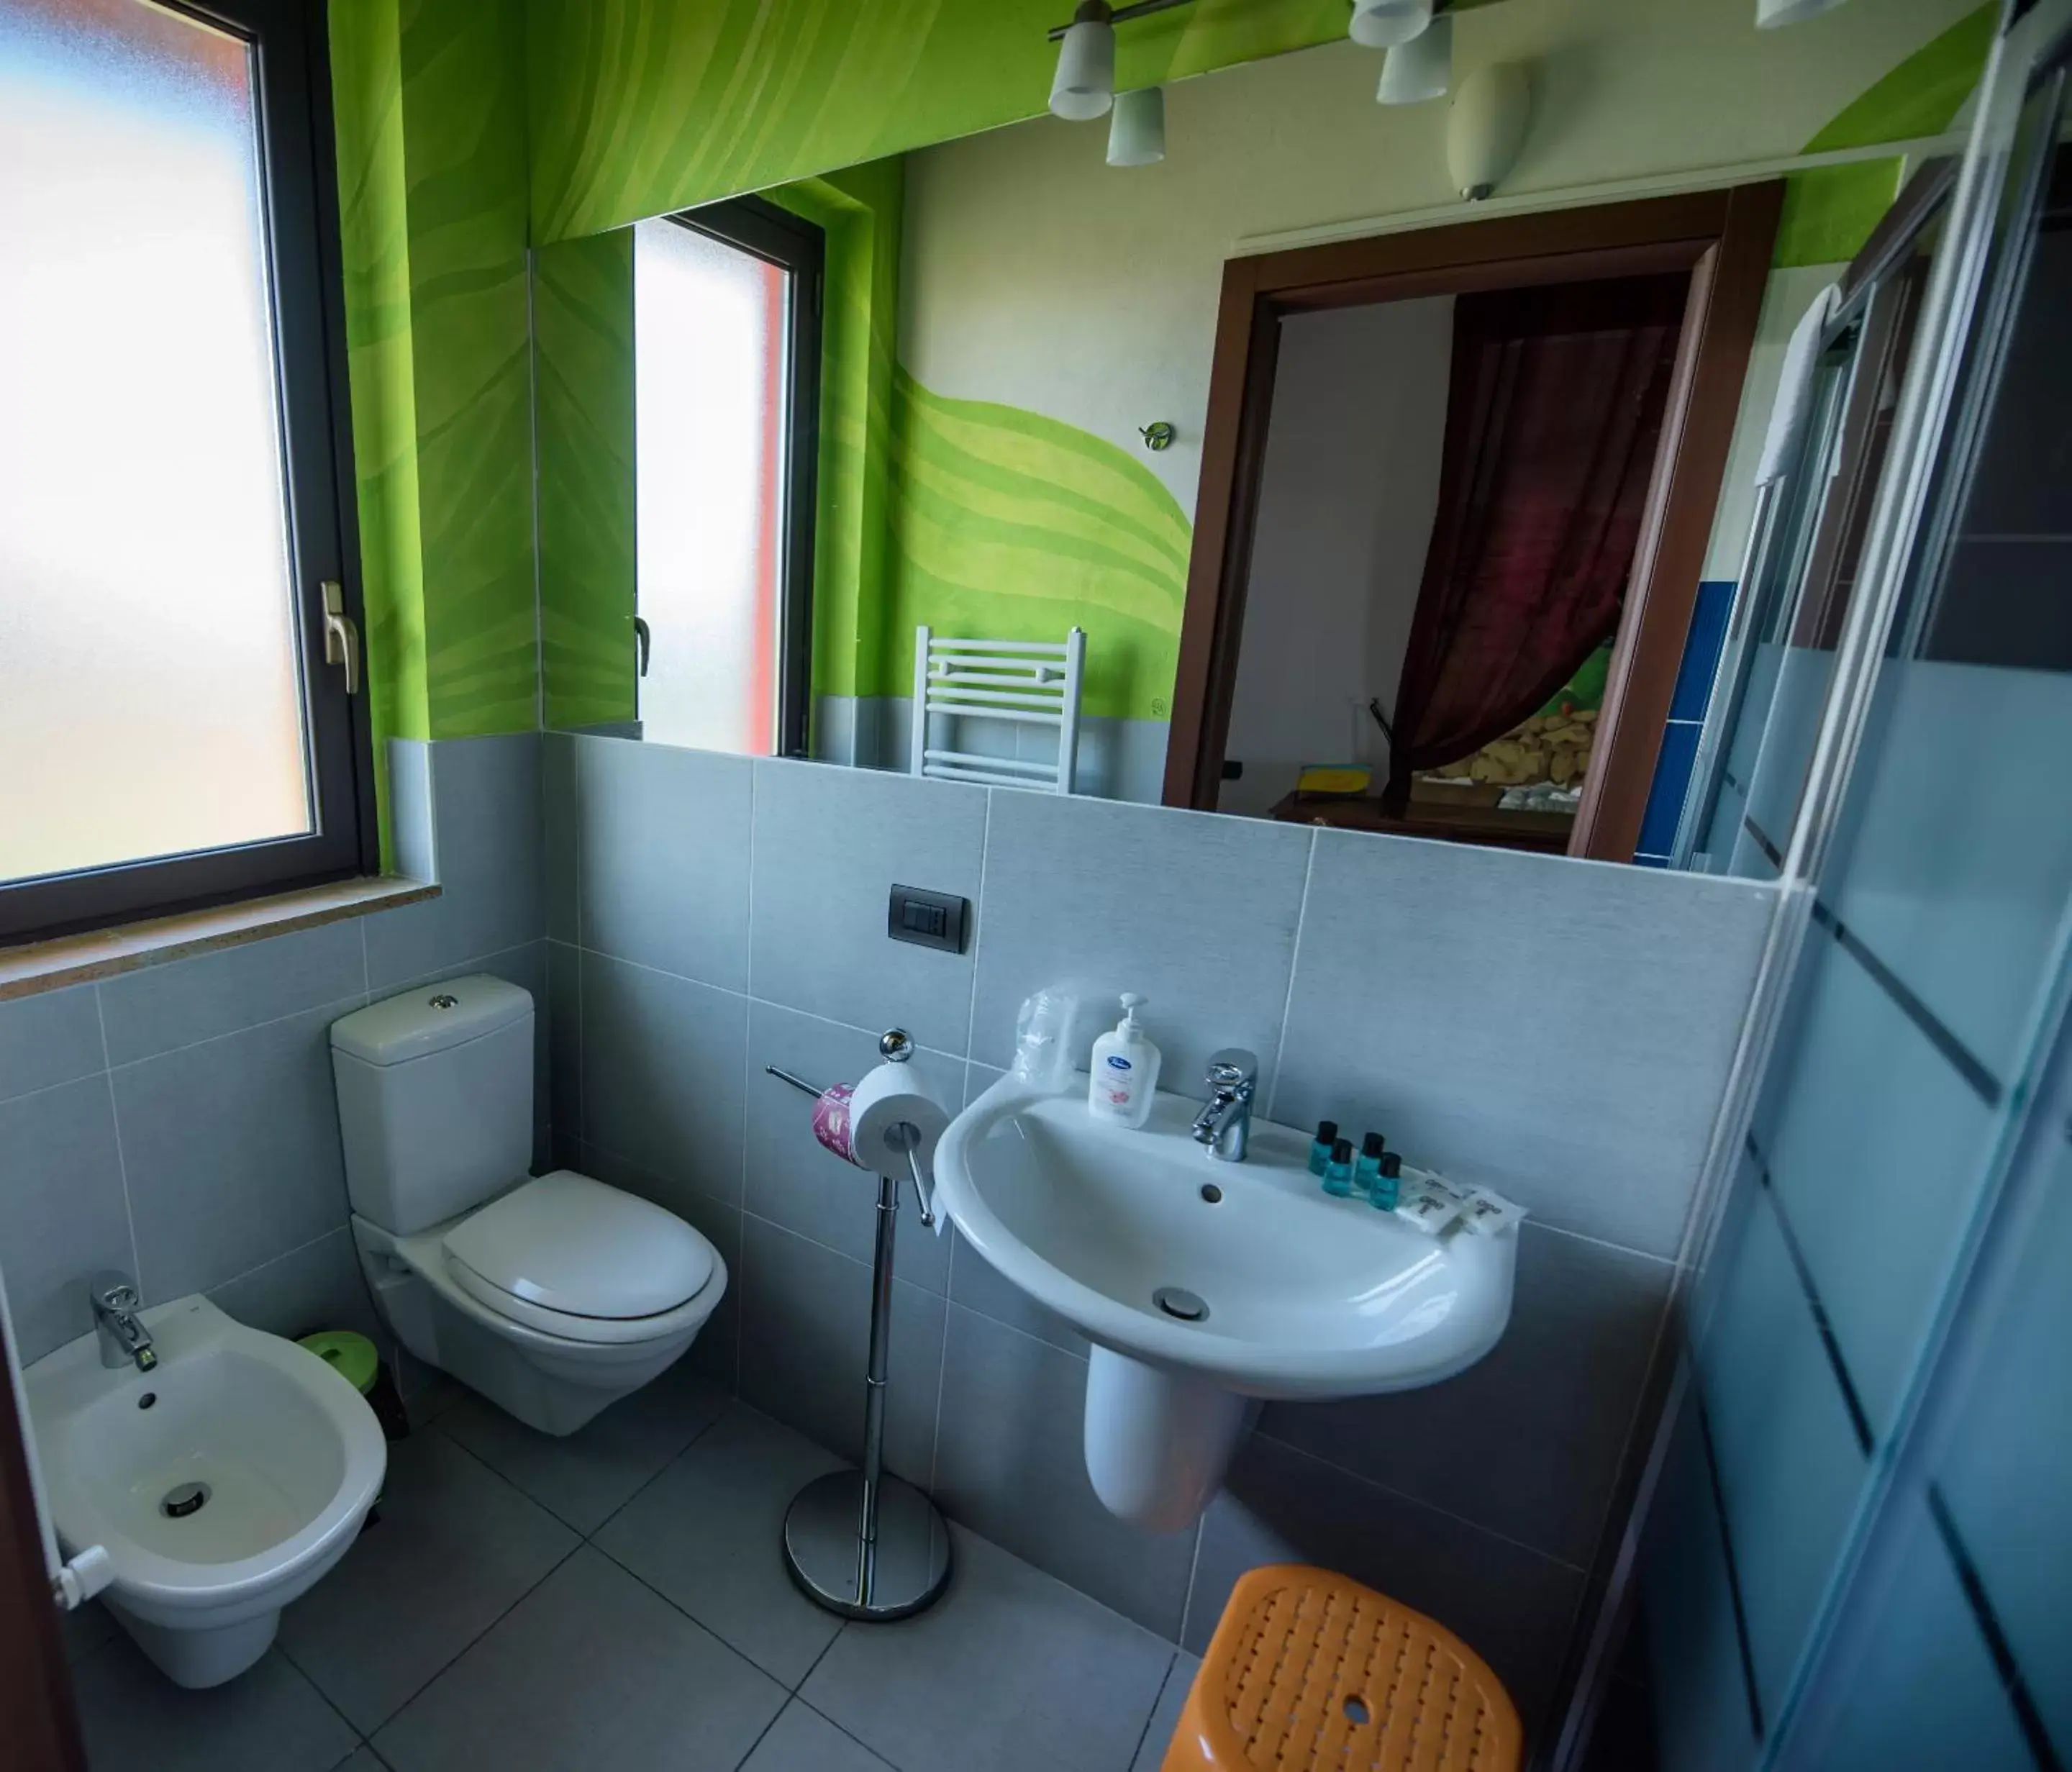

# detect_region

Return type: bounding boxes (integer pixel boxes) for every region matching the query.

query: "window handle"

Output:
[322,581,360,696]
[633,614,651,677]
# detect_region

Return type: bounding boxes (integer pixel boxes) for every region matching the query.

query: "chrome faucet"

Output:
[89,1272,156,1372]
[1191,1048,1258,1163]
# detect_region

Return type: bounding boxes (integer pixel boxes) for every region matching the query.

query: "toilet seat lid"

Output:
[442,1171,714,1320]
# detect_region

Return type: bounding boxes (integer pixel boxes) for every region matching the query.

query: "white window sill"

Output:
[0,876,439,1001]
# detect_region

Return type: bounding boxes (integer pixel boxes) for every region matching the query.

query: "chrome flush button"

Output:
[428,994,458,1009]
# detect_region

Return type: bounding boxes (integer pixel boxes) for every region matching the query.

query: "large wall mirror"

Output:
[533,31,1957,875]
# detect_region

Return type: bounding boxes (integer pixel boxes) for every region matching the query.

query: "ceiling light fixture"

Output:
[1447,61,1529,198]
[1107,84,1166,165]
[1376,11,1452,104]
[1349,0,1433,49]
[1756,0,1846,26]
[1048,0,1194,124]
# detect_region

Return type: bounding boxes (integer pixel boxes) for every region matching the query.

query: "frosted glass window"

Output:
[634,217,790,756]
[0,0,312,885]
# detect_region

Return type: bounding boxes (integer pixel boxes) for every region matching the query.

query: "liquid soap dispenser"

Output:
[1089,994,1161,1129]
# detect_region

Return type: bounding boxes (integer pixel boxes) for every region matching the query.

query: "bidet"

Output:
[24,1294,386,1687]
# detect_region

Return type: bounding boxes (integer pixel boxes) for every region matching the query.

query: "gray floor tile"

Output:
[1130,1652,1198,1772]
[68,1635,358,1772]
[279,1431,578,1732]
[435,1355,728,1534]
[742,1701,896,1771]
[335,1752,390,1772]
[373,1548,786,1772]
[802,1526,1173,1772]
[594,1404,846,1687]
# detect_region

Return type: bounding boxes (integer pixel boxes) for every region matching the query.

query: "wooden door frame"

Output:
[1164,181,1784,861]
[1,1320,87,1772]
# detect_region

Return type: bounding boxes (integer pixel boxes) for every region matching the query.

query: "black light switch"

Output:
[887,884,968,953]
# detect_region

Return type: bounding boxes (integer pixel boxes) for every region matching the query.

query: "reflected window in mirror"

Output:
[633,199,822,755]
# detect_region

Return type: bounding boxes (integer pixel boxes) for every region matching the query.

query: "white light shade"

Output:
[1050,14,1115,121]
[1757,0,1846,26]
[1107,85,1165,166]
[1447,62,1530,199]
[1376,13,1451,104]
[1348,0,1432,50]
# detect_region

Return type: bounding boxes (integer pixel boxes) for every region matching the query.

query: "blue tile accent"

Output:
[1673,580,1737,722]
[1638,719,1703,858]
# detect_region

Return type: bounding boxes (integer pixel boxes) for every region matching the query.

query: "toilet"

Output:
[330,976,725,1435]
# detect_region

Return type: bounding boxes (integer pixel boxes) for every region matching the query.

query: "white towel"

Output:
[1753,281,1841,487]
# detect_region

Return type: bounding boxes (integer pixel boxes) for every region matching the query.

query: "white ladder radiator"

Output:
[909,626,1086,794]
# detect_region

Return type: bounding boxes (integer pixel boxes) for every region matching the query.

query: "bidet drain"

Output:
[161,1482,211,1519]
[1153,1286,1208,1322]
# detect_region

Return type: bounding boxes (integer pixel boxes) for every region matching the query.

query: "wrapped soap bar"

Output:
[1391,1181,1463,1236]
[1457,1183,1527,1237]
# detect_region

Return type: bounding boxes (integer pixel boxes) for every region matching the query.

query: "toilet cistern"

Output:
[89,1271,157,1372]
[1190,1048,1258,1162]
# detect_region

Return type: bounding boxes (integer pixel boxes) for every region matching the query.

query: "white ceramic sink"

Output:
[935,1076,1517,1529]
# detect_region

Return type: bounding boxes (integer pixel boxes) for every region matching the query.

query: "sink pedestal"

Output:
[1084,1348,1254,1532]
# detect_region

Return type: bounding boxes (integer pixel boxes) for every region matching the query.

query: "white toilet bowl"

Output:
[331,979,727,1437]
[353,1168,726,1435]
[24,1295,386,1689]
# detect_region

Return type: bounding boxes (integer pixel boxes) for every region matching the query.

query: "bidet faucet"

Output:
[1191,1049,1258,1163]
[88,1271,157,1372]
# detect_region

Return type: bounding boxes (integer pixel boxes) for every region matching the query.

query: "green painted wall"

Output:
[331,0,537,779]
[886,373,1190,722]
[519,0,1476,245]
[534,227,637,731]
[1773,3,1995,266]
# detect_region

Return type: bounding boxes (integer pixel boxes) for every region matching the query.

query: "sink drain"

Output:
[161,1482,210,1519]
[1153,1286,1208,1322]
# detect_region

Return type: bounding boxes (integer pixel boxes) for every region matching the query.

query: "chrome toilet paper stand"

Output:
[764,1029,953,1621]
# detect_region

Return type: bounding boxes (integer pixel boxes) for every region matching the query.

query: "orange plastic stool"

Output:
[1163,1564,1523,1772]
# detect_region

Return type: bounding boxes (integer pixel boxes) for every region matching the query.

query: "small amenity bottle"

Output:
[1323,1137,1356,1198]
[1369,1150,1403,1211]
[1087,994,1161,1130]
[1308,1119,1340,1178]
[1353,1132,1385,1196]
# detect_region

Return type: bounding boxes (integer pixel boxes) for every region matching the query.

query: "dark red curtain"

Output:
[1383,273,1689,805]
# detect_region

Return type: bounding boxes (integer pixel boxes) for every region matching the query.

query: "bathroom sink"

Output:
[935,1077,1516,1528]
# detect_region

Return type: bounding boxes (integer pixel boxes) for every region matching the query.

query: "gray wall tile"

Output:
[932,1304,1196,1638]
[365,735,545,989]
[738,1214,943,1484]
[0,1078,133,1361]
[208,1225,386,1351]
[578,737,752,989]
[387,738,437,882]
[1260,1222,1673,1566]
[0,983,106,1104]
[749,758,986,1055]
[99,920,366,1067]
[580,951,746,1207]
[1186,1434,1584,1738]
[971,793,1312,1088]
[542,732,578,943]
[947,1230,1086,1356]
[1274,832,1773,1255]
[546,940,581,1166]
[113,999,356,1299]
[744,1000,958,1294]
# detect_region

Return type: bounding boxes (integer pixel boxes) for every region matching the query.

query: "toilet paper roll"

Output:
[846,1061,950,1180]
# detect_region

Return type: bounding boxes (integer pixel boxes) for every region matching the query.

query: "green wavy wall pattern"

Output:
[331,0,537,767]
[1774,3,1994,266]
[887,372,1191,722]
[520,0,1394,245]
[535,228,637,731]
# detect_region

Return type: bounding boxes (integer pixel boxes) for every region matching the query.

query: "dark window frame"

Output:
[663,194,826,760]
[0,0,376,948]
